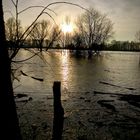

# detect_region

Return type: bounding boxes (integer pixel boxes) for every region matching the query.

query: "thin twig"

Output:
[20,1,89,41]
[19,6,57,16]
[11,0,16,7]
[42,12,56,24]
[4,10,14,17]
[12,51,40,63]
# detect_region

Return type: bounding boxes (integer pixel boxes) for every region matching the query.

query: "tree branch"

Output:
[11,0,16,7]
[19,6,57,16]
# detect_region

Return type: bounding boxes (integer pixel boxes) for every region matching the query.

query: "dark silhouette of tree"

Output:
[135,30,140,43]
[108,40,140,51]
[47,25,61,50]
[28,20,61,51]
[5,18,22,42]
[75,7,113,51]
[5,17,23,59]
[73,32,83,49]
[29,20,50,51]
[0,0,21,139]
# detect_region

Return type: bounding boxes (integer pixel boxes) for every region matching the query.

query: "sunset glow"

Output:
[61,23,73,34]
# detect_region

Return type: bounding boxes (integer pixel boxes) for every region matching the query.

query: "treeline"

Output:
[106,40,140,51]
[7,39,140,52]
[5,5,140,54]
[5,7,114,54]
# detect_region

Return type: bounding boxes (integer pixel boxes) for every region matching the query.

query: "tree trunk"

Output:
[0,1,21,139]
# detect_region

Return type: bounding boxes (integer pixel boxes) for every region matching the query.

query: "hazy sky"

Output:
[3,0,140,41]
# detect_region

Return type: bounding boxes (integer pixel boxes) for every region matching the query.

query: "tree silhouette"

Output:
[28,20,61,51]
[76,8,113,51]
[0,0,21,139]
[135,30,140,43]
[29,20,51,51]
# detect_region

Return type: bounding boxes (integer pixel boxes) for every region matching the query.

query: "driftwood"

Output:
[20,70,44,82]
[94,90,140,109]
[99,81,136,90]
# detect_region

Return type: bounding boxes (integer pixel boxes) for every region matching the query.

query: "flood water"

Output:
[13,49,140,96]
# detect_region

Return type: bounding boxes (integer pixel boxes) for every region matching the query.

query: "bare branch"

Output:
[19,6,57,16]
[19,6,45,14]
[8,1,89,60]
[47,8,57,16]
[4,10,14,17]
[11,0,16,7]
[20,2,88,41]
[12,53,38,63]
[42,12,56,24]
[45,2,88,12]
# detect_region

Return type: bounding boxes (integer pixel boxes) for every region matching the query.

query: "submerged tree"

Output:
[0,0,21,139]
[75,8,113,51]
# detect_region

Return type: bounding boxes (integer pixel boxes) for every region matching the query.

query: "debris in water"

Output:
[97,100,116,112]
[31,76,44,82]
[20,70,44,82]
[99,81,136,90]
[20,70,28,76]
[15,93,28,98]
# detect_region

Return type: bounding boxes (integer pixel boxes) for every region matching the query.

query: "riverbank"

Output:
[13,50,140,139]
[15,89,140,140]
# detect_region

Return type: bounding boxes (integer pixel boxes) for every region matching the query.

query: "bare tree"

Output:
[5,17,22,42]
[28,20,61,51]
[75,8,113,51]
[73,32,83,49]
[47,25,61,50]
[5,17,23,56]
[5,18,16,42]
[135,30,140,43]
[29,20,50,51]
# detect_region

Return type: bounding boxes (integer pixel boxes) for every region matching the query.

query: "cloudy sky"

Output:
[3,0,140,41]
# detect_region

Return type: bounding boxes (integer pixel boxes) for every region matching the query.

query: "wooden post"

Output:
[52,81,64,140]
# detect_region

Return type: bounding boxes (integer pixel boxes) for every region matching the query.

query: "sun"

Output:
[61,23,73,34]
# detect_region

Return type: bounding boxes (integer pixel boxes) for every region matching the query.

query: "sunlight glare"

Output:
[61,23,73,33]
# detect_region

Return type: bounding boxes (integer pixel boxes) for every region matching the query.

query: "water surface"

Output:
[13,50,140,96]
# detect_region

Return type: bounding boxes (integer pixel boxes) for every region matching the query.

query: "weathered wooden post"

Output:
[52,81,64,140]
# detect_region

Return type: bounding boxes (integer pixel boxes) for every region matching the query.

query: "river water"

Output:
[13,49,140,96]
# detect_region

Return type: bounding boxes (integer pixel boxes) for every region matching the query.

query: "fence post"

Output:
[52,81,64,140]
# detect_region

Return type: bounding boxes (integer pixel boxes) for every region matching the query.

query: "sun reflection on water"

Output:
[61,50,70,89]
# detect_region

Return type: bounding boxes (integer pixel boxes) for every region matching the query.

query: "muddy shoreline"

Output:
[15,90,140,140]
